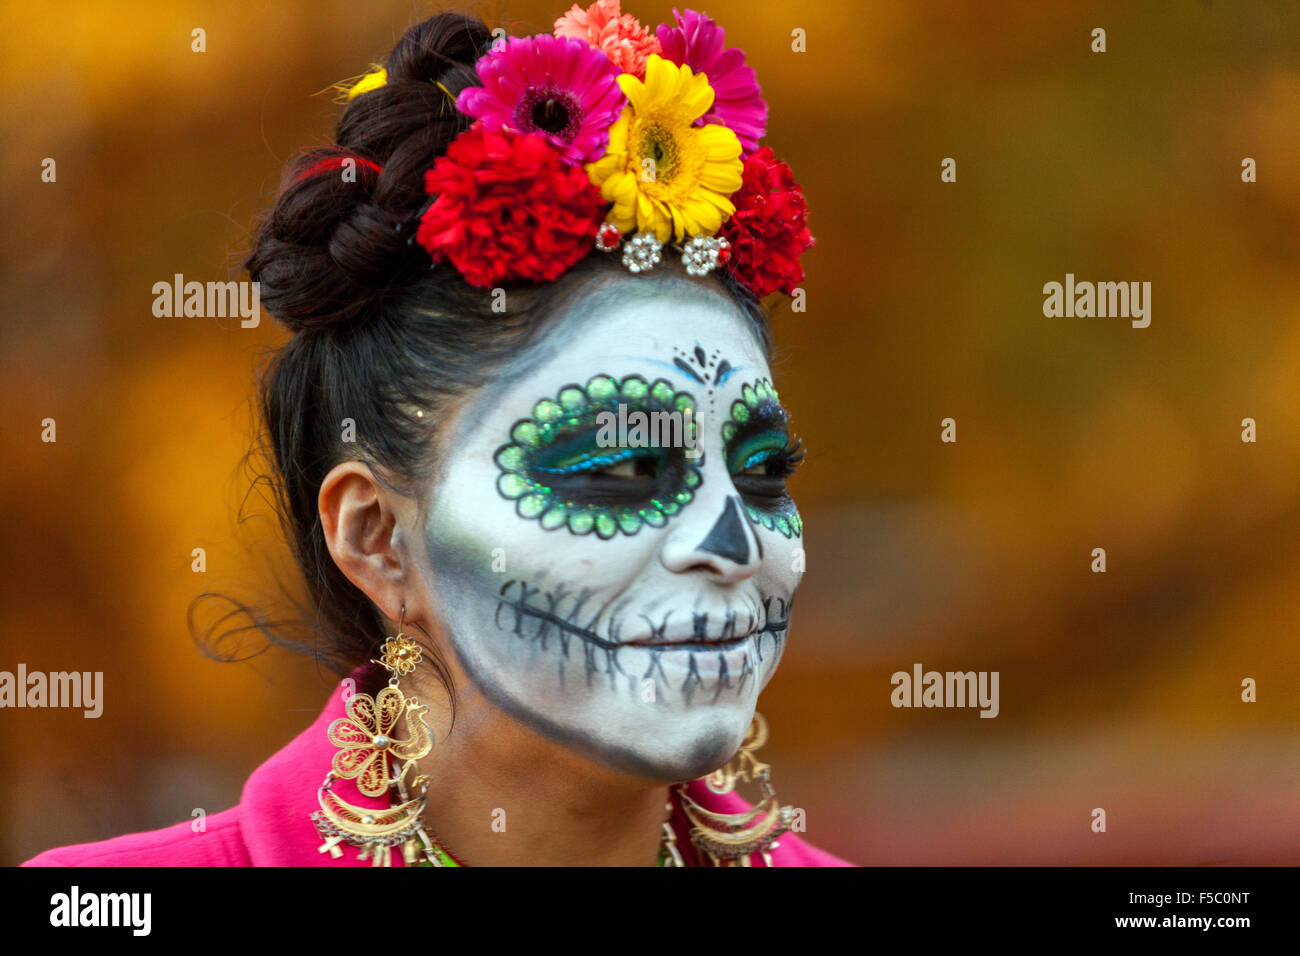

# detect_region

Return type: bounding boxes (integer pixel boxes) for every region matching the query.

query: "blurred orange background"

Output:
[2,0,1298,865]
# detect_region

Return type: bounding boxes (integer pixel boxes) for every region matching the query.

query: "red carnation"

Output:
[719,146,814,298]
[417,127,608,288]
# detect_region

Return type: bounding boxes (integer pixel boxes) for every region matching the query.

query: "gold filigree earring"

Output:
[311,605,442,866]
[673,712,795,866]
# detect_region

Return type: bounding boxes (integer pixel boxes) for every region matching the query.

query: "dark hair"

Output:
[192,12,772,698]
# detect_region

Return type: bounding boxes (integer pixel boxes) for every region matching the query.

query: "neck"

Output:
[409,672,671,866]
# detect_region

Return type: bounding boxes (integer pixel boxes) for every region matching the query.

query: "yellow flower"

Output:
[586,55,743,243]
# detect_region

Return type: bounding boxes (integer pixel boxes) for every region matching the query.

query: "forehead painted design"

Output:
[668,343,742,419]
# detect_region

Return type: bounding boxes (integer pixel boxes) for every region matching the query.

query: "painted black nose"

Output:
[697,496,752,565]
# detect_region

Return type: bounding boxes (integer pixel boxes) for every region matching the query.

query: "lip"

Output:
[495,583,791,653]
[614,599,792,650]
[620,631,759,651]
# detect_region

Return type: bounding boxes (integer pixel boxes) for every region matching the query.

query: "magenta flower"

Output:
[456,34,626,166]
[656,9,768,155]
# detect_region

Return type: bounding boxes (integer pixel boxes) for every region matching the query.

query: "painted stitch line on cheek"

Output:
[492,577,793,702]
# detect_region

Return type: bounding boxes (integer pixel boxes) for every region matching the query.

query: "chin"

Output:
[651,721,752,781]
[472,667,757,782]
[556,702,755,783]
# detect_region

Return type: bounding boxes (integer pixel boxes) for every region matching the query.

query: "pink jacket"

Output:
[24,665,854,867]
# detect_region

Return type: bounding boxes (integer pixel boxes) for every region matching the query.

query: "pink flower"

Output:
[656,9,767,155]
[457,34,626,166]
[554,0,662,78]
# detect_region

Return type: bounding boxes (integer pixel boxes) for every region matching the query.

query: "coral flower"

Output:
[554,0,661,78]
[456,34,626,166]
[586,55,742,243]
[656,8,767,155]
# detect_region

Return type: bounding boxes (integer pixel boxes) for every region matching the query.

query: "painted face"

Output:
[419,276,805,781]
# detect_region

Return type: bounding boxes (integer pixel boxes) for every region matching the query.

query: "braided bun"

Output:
[246,13,492,333]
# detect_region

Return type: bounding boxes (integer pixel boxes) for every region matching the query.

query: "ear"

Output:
[318,461,413,623]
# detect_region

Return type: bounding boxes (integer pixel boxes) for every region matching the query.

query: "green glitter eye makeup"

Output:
[723,378,804,539]
[494,374,703,538]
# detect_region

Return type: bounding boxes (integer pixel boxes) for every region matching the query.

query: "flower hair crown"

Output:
[336,1,814,296]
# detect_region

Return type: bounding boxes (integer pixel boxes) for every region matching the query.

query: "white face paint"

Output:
[419,276,804,781]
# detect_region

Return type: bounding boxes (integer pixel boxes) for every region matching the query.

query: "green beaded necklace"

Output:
[412,834,676,866]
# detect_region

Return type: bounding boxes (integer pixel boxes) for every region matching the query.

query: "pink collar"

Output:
[237,663,837,866]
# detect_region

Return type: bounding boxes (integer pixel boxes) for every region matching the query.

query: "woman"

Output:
[24,3,846,866]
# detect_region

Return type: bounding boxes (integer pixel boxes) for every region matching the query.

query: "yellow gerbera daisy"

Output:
[585,54,743,243]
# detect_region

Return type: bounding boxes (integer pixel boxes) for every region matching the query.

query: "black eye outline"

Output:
[721,379,804,539]
[494,374,705,539]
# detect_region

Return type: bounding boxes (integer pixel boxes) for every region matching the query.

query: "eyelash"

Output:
[740,435,805,477]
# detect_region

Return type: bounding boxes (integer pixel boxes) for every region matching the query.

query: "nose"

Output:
[659,493,762,582]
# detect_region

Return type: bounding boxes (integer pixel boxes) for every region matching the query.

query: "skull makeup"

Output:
[419,276,804,782]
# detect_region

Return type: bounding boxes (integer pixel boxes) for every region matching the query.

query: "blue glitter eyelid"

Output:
[530,446,654,475]
[739,449,778,471]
